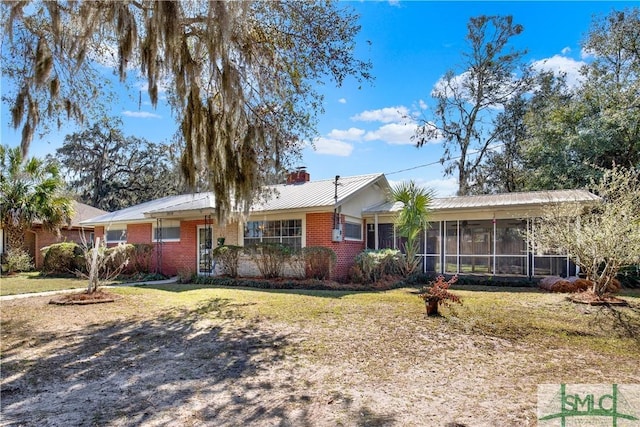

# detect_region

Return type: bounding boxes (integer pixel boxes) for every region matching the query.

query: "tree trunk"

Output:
[6,222,26,252]
[87,237,100,293]
[425,298,439,316]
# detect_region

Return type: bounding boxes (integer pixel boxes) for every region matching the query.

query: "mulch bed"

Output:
[567,291,629,306]
[49,290,122,305]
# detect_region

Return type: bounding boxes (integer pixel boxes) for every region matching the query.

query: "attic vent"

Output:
[286,167,310,184]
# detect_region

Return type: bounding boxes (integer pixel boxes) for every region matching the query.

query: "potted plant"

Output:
[418,275,462,316]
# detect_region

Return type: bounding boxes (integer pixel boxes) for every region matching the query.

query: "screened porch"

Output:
[367,219,576,278]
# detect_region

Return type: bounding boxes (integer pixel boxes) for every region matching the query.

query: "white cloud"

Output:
[581,47,595,60]
[364,122,417,145]
[122,110,162,119]
[432,71,470,100]
[338,98,347,104]
[351,106,410,123]
[312,137,353,157]
[328,127,365,141]
[418,99,427,110]
[531,54,586,89]
[561,46,572,55]
[419,177,458,197]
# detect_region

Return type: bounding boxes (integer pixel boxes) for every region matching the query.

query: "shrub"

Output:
[41,242,85,275]
[618,264,640,288]
[128,243,154,274]
[177,267,195,284]
[5,248,33,273]
[354,249,402,283]
[418,275,462,316]
[212,245,243,277]
[105,244,135,273]
[301,246,336,280]
[245,243,292,279]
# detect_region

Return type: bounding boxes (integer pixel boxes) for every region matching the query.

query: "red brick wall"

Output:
[306,212,364,281]
[145,219,238,276]
[126,223,151,244]
[94,226,105,245]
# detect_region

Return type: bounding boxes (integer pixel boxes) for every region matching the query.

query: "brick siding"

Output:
[306,212,364,281]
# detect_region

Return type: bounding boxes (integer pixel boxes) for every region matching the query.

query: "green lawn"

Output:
[0,272,90,296]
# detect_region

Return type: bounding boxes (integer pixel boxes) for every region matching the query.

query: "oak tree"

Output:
[2,1,371,221]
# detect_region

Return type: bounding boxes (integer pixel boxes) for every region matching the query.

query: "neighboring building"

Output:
[81,171,599,280]
[0,201,108,269]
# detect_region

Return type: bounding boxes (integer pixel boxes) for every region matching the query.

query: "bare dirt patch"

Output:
[1,287,639,426]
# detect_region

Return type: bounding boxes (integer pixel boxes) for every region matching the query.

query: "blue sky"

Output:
[2,1,636,196]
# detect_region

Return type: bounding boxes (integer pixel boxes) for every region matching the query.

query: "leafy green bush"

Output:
[212,245,243,277]
[353,249,402,283]
[245,243,292,279]
[301,246,336,280]
[41,242,85,275]
[5,248,33,273]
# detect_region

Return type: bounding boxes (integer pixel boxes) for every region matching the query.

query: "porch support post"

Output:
[492,216,497,275]
[456,220,460,274]
[374,213,379,250]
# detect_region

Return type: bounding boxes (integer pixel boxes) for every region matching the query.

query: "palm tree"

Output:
[392,180,434,277]
[0,145,74,254]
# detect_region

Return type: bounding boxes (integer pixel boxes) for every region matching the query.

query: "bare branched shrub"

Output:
[80,237,130,293]
[301,246,336,280]
[246,243,291,279]
[531,166,640,297]
[212,245,242,278]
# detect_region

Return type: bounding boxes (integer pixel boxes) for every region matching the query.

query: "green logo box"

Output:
[538,384,640,426]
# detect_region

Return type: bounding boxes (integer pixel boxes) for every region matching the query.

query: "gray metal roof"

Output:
[80,193,212,225]
[364,189,600,214]
[82,173,387,224]
[251,173,386,212]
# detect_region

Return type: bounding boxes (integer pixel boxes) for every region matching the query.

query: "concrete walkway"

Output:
[0,276,179,301]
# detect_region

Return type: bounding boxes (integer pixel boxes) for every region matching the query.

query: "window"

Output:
[153,220,181,242]
[244,219,302,251]
[344,221,362,240]
[106,227,127,243]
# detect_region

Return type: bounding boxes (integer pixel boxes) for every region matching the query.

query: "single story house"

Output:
[0,201,108,269]
[81,170,599,280]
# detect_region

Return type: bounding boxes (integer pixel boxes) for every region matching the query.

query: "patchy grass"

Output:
[1,284,639,426]
[0,272,89,296]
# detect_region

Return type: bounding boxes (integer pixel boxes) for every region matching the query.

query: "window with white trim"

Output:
[244,219,302,251]
[344,221,362,240]
[105,227,127,243]
[153,220,181,242]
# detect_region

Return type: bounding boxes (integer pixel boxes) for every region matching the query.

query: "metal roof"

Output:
[80,193,212,225]
[82,173,387,225]
[364,189,600,214]
[251,173,386,212]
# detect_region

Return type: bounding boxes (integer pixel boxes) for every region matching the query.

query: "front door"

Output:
[197,226,213,274]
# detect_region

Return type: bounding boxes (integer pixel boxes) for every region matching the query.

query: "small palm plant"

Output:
[391,180,434,277]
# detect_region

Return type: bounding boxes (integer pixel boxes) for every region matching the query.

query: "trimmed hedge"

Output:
[41,242,85,275]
